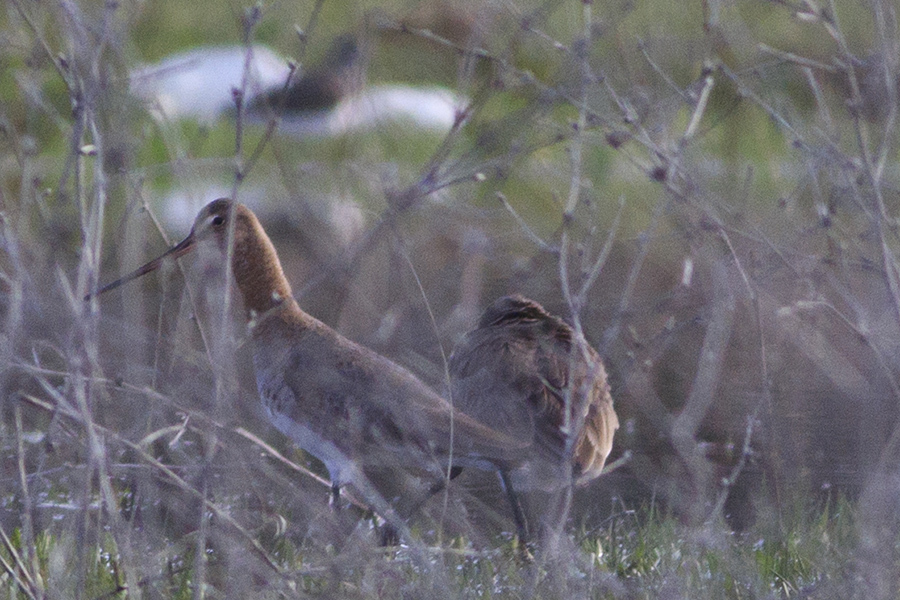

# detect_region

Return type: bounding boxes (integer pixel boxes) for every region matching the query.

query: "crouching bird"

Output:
[449,295,619,549]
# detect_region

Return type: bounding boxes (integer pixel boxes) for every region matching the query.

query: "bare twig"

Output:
[682,75,714,145]
[18,392,288,581]
[496,192,556,252]
[0,522,40,600]
[578,194,626,302]
[14,405,43,599]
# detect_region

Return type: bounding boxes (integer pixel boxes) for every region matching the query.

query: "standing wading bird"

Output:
[449,295,619,548]
[88,199,526,539]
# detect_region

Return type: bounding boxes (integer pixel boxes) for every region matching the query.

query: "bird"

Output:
[246,34,363,117]
[130,34,465,136]
[245,35,464,136]
[448,294,619,546]
[130,44,292,123]
[89,199,525,536]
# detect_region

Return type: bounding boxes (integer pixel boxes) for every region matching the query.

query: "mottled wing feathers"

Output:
[573,375,619,484]
[449,295,618,485]
[271,317,525,472]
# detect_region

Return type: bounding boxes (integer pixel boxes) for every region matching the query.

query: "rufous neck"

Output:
[230,225,294,318]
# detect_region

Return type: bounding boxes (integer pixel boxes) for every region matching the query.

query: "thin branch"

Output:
[0,522,39,600]
[682,75,714,145]
[14,405,43,599]
[757,43,837,72]
[496,192,556,252]
[578,194,625,302]
[18,392,288,581]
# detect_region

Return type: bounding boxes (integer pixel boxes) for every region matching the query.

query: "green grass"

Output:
[0,497,870,598]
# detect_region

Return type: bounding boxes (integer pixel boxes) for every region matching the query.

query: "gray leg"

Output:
[499,470,529,545]
[379,466,464,546]
[330,483,341,509]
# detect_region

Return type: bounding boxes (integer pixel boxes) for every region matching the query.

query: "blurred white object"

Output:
[131,43,466,135]
[154,179,365,249]
[130,45,293,123]
[271,84,465,136]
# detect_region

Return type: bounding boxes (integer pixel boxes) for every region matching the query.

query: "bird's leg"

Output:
[499,470,530,550]
[377,466,464,546]
[349,473,417,550]
[330,483,342,510]
[425,465,464,497]
[539,484,574,559]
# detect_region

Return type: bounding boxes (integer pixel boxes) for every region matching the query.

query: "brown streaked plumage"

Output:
[90,199,524,533]
[449,294,619,542]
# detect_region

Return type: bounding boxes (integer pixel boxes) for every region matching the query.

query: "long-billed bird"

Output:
[89,199,525,536]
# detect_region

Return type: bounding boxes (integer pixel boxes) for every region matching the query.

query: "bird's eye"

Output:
[211,215,226,226]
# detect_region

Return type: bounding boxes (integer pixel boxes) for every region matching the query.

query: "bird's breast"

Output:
[260,378,357,485]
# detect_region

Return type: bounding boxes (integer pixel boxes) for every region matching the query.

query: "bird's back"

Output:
[252,305,525,485]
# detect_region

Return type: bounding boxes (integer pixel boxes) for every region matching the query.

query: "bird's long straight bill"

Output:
[85,234,196,300]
